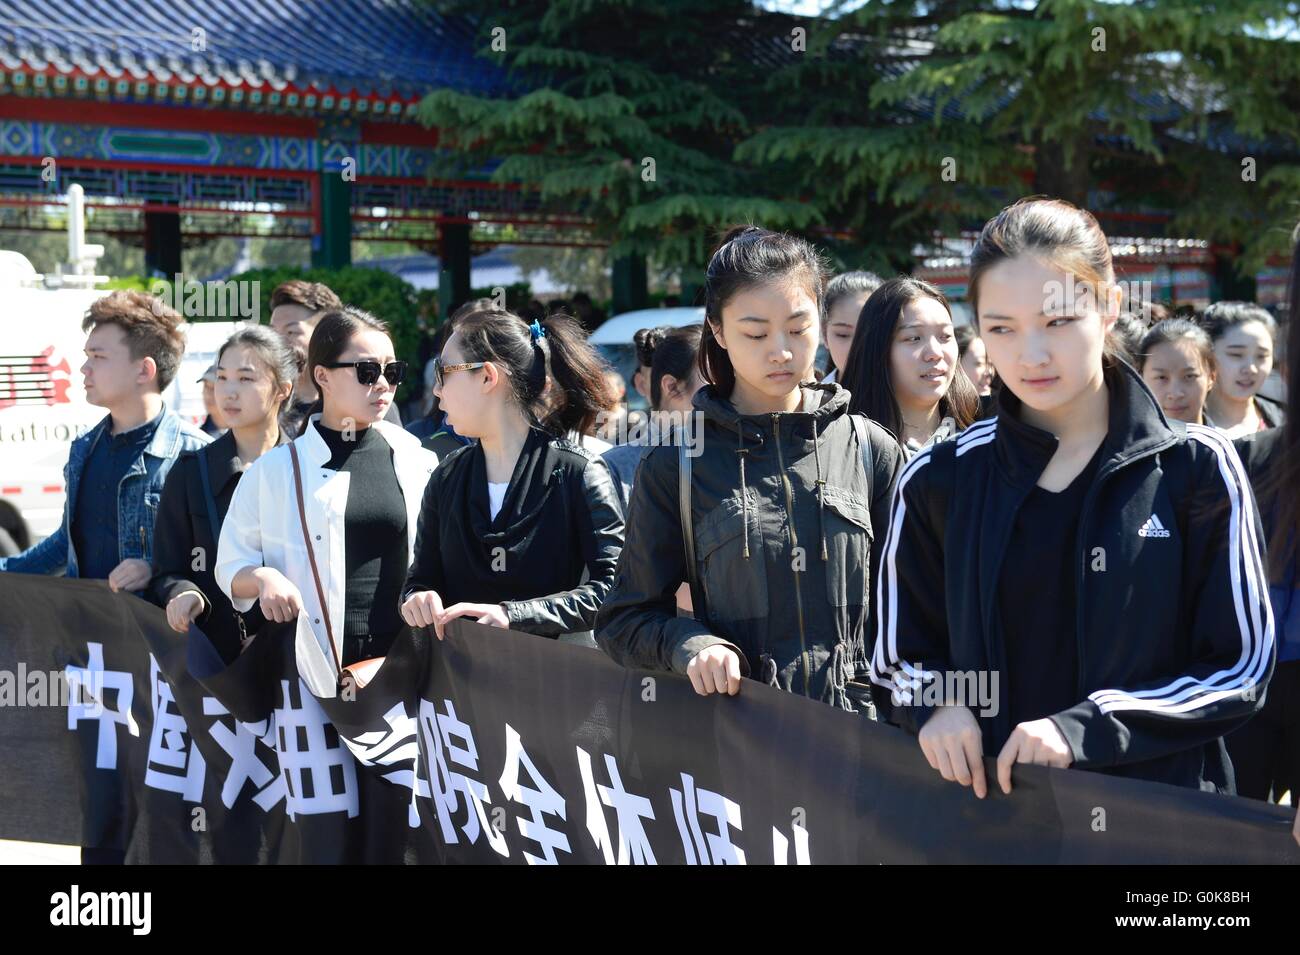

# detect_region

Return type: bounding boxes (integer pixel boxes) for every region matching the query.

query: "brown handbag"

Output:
[289,442,342,677]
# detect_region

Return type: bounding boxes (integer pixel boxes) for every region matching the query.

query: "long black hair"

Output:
[217,324,300,436]
[635,325,671,372]
[307,306,391,388]
[1136,318,1216,376]
[822,271,882,376]
[453,305,618,436]
[649,324,704,410]
[1200,300,1279,346]
[840,277,980,441]
[1261,226,1300,579]
[699,225,827,396]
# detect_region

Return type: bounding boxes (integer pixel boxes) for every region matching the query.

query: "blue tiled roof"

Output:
[0,0,514,103]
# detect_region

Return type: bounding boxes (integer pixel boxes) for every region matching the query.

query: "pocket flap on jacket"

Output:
[695,493,756,558]
[820,484,872,536]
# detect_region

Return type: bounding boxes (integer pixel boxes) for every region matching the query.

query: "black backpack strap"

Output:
[678,438,706,620]
[850,414,876,504]
[195,450,222,537]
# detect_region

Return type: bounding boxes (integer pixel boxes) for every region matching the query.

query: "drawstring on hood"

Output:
[736,427,751,558]
[812,417,828,561]
[821,642,853,710]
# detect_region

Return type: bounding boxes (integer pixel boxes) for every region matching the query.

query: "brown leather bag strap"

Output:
[289,442,341,675]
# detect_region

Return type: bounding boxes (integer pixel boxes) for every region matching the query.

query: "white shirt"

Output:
[215,415,438,698]
[487,480,509,520]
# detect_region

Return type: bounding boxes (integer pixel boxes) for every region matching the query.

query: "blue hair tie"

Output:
[529,319,546,342]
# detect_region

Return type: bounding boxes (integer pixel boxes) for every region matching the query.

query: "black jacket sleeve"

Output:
[501,457,625,636]
[864,420,905,665]
[1048,429,1276,769]
[403,462,446,604]
[148,454,212,622]
[868,442,955,734]
[595,446,748,675]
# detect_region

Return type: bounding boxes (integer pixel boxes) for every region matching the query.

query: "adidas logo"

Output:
[1138,514,1171,538]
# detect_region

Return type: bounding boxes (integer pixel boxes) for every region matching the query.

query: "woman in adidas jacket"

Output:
[871,198,1274,795]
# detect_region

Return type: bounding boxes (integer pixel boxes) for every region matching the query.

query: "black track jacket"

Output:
[870,360,1275,792]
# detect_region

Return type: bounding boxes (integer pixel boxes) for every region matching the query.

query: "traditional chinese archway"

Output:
[0,1,603,315]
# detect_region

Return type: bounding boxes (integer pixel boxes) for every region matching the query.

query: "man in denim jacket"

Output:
[1,290,210,586]
[0,289,210,863]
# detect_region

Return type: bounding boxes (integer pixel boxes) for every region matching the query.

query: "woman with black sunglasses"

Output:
[217,307,440,686]
[401,306,624,647]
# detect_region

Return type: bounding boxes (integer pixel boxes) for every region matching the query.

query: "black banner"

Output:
[1,574,1297,864]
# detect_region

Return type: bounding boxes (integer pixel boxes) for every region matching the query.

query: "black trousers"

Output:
[80,847,126,865]
[341,631,397,668]
[1226,660,1300,802]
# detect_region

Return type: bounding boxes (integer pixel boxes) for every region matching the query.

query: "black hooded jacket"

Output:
[870,360,1275,792]
[403,426,623,640]
[595,381,905,709]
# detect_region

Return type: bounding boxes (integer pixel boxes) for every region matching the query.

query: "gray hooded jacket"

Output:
[595,381,905,709]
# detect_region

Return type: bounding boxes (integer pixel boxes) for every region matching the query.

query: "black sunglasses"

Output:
[322,360,408,386]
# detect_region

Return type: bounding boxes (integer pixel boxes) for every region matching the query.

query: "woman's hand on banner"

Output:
[166,592,204,633]
[686,645,742,697]
[995,718,1073,794]
[401,589,447,639]
[107,558,152,593]
[254,568,304,623]
[918,705,988,799]
[437,602,510,633]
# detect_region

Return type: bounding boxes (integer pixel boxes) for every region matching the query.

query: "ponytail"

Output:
[534,313,620,435]
[455,306,618,436]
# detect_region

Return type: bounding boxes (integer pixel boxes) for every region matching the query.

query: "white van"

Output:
[590,307,705,412]
[0,251,244,545]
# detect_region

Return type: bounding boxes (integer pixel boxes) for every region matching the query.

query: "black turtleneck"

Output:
[316,423,408,663]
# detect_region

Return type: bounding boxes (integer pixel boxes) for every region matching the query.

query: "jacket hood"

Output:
[993,357,1180,487]
[692,380,852,445]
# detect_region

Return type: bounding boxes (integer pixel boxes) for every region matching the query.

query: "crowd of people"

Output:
[1,196,1296,861]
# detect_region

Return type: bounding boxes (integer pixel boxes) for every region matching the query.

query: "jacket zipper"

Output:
[1069,440,1176,698]
[771,414,810,695]
[1072,456,1124,700]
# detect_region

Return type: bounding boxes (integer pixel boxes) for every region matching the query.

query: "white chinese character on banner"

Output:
[418,697,507,856]
[202,697,286,811]
[670,772,745,864]
[576,746,656,865]
[499,723,570,865]
[272,678,358,819]
[343,702,425,827]
[65,641,139,770]
[772,822,811,864]
[143,656,206,801]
